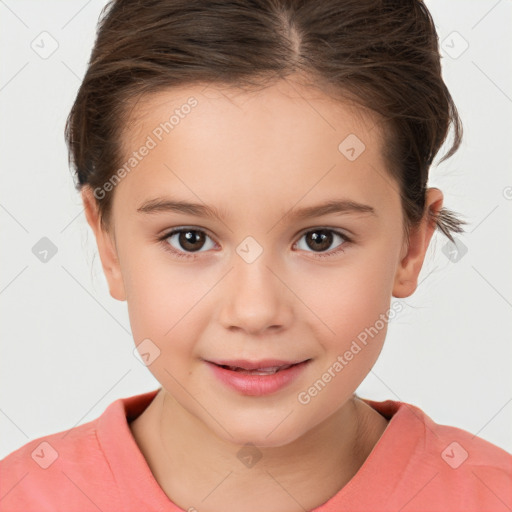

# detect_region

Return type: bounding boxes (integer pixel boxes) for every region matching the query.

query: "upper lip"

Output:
[206,358,310,370]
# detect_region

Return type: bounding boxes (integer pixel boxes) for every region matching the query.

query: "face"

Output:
[83,77,441,447]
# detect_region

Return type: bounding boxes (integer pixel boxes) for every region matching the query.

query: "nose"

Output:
[217,252,293,335]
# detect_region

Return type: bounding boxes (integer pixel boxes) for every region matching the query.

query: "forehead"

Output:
[123,79,383,150]
[112,79,397,219]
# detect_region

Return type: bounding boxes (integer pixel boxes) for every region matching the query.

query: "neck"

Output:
[130,389,388,512]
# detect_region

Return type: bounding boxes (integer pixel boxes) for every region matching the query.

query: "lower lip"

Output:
[205,360,311,396]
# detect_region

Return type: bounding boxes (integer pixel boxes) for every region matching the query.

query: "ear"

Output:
[81,186,126,301]
[392,187,443,298]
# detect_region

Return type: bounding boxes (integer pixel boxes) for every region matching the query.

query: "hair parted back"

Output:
[65,0,466,243]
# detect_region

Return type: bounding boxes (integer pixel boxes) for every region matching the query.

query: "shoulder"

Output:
[0,403,121,511]
[381,400,512,511]
[413,402,512,471]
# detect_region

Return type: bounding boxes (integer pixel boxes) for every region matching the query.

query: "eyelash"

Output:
[157,227,352,261]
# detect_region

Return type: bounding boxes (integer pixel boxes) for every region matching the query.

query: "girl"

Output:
[1,0,511,511]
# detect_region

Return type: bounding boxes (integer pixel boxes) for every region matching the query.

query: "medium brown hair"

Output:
[65,0,466,243]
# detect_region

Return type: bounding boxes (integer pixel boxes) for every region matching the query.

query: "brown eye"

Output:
[295,228,350,257]
[177,230,206,252]
[162,228,216,257]
[305,230,334,251]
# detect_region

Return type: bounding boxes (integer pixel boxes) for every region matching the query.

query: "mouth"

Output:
[215,364,297,375]
[204,358,312,396]
[207,358,311,375]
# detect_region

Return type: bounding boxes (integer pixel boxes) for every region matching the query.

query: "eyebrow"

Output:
[136,197,376,221]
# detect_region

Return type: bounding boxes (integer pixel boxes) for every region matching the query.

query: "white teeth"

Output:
[239,368,279,375]
[228,364,294,374]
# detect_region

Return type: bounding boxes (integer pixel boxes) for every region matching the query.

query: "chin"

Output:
[212,420,307,449]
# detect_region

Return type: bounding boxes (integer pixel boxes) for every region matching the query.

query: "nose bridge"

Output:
[218,236,292,333]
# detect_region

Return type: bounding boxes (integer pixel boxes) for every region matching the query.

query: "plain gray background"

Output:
[1,0,511,460]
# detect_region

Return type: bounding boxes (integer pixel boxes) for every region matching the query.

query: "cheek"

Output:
[122,252,207,351]
[125,260,210,396]
[295,263,394,419]
[305,256,396,343]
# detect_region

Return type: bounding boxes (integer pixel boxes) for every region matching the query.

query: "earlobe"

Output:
[392,188,444,298]
[81,187,126,302]
[392,232,419,299]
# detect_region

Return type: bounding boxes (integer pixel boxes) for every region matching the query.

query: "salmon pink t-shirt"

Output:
[1,388,511,511]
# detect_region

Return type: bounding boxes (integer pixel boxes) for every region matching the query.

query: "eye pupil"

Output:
[166,228,345,258]
[180,230,205,251]
[307,230,333,251]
